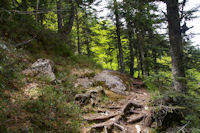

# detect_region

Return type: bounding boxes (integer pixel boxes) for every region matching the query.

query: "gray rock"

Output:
[74,78,94,88]
[94,70,128,95]
[23,59,56,81]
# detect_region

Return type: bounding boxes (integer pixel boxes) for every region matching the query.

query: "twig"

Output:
[177,121,190,133]
[14,35,37,48]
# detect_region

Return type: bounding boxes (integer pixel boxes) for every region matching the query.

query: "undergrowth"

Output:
[145,71,200,132]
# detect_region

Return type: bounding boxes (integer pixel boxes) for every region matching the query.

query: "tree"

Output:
[166,0,186,92]
[113,0,125,73]
[57,0,63,32]
[123,0,135,76]
[148,0,186,92]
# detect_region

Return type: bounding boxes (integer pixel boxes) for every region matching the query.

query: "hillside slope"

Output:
[0,47,154,133]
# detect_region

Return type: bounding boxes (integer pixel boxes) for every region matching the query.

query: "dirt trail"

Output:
[79,79,152,133]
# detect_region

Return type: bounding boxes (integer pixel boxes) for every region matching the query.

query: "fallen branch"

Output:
[15,35,37,48]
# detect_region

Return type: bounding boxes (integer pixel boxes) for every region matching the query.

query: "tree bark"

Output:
[166,0,186,92]
[128,23,135,77]
[138,33,147,78]
[64,0,75,36]
[123,0,135,76]
[35,0,40,24]
[57,0,63,32]
[114,0,125,73]
[75,8,81,55]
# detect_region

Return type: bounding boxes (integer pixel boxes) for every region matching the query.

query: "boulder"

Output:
[94,70,128,95]
[23,59,56,81]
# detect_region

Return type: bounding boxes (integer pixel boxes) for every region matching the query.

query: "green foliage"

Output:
[145,72,172,91]
[69,55,102,69]
[34,29,73,57]
[146,69,200,131]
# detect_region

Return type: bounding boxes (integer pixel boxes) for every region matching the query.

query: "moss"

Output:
[110,71,133,91]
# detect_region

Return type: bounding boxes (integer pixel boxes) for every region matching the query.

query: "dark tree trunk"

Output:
[22,0,28,10]
[86,36,91,57]
[84,6,91,57]
[57,0,63,32]
[64,0,75,36]
[75,8,81,54]
[166,0,186,92]
[152,50,158,74]
[138,33,147,78]
[136,51,141,79]
[124,0,135,76]
[35,0,40,24]
[114,0,125,73]
[128,24,135,77]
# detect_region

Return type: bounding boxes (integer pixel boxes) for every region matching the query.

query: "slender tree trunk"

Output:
[22,0,27,10]
[123,0,134,76]
[166,0,186,92]
[138,33,147,78]
[136,51,141,79]
[35,0,40,24]
[57,0,63,32]
[128,23,135,77]
[84,6,91,57]
[152,50,158,74]
[75,8,81,54]
[86,36,90,57]
[114,0,125,73]
[64,0,75,36]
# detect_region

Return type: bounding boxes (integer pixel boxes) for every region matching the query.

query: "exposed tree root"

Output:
[85,99,152,132]
[78,78,153,133]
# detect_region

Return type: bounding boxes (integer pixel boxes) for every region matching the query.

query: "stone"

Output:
[94,70,128,95]
[23,59,56,81]
[74,78,94,88]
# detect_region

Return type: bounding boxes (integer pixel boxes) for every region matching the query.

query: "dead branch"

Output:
[15,35,37,48]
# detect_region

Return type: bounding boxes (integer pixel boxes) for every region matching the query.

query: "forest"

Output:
[0,0,200,132]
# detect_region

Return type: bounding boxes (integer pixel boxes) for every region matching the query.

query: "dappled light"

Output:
[0,0,200,132]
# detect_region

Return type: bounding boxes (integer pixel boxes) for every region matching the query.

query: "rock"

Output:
[94,70,128,95]
[75,86,104,106]
[74,78,94,88]
[0,40,9,51]
[23,59,56,81]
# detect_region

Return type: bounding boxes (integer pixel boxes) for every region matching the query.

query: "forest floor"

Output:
[0,48,154,133]
[73,69,153,133]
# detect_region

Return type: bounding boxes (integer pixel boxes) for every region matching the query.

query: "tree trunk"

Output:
[84,6,91,57]
[128,23,135,77]
[138,33,147,78]
[124,0,135,77]
[166,0,186,92]
[75,8,81,55]
[114,0,125,73]
[22,0,27,10]
[35,0,40,24]
[57,0,63,32]
[64,0,75,36]
[152,50,158,74]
